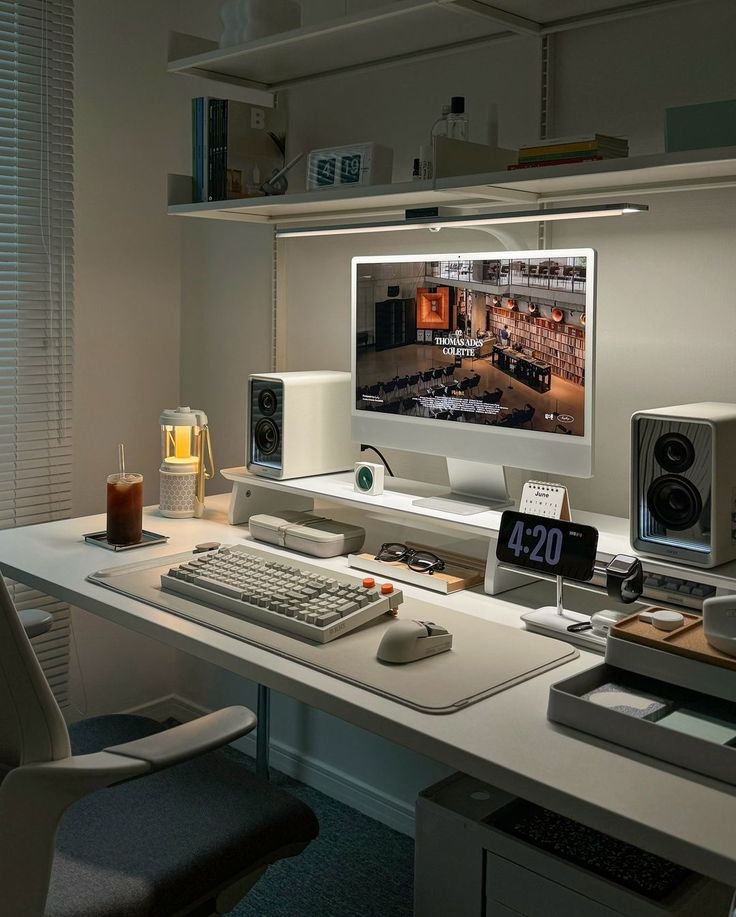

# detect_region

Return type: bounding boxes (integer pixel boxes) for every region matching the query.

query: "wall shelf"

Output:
[168,146,736,227]
[168,1,516,92]
[168,0,708,92]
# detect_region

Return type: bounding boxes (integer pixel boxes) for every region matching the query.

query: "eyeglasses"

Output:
[375,543,446,574]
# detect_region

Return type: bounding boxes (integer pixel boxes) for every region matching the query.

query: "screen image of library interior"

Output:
[355,256,587,436]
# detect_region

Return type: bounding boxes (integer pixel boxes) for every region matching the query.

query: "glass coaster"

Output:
[84,530,168,551]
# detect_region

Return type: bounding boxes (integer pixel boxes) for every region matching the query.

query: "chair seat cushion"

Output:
[44,715,318,917]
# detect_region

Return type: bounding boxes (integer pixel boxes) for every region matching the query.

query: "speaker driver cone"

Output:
[254,418,280,456]
[654,432,695,473]
[257,388,278,417]
[647,475,702,531]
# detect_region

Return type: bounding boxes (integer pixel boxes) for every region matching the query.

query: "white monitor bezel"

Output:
[351,248,596,479]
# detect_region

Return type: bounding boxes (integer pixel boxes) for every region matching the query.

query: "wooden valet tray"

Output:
[611,608,736,673]
[348,543,484,594]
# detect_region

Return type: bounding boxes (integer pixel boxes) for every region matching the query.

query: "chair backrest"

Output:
[0,578,70,771]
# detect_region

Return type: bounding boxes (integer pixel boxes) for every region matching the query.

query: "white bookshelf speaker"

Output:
[354,461,384,496]
[631,403,736,568]
[247,371,355,480]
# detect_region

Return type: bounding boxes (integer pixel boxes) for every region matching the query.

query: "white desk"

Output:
[2,495,736,886]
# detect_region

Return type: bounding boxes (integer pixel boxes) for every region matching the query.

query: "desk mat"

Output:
[88,546,577,715]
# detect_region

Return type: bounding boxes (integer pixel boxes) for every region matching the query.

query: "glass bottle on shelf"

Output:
[446,96,469,140]
[431,103,451,140]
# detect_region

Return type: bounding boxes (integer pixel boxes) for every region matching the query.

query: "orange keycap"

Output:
[380,583,394,595]
[362,577,375,588]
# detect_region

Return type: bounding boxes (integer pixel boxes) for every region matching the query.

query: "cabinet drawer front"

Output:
[486,851,619,917]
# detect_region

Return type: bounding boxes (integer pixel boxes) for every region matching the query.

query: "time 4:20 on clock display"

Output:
[496,511,599,581]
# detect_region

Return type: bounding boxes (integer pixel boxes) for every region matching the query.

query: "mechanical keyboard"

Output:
[161,544,403,643]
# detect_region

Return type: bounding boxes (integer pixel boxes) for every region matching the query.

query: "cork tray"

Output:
[611,607,736,672]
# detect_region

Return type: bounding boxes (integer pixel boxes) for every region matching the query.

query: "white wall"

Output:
[180,219,274,488]
[73,0,185,517]
[551,6,736,151]
[73,0,268,514]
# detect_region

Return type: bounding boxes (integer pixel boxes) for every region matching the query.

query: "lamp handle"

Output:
[193,425,215,518]
[202,425,215,482]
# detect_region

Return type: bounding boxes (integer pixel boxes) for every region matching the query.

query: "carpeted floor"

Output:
[225,748,415,917]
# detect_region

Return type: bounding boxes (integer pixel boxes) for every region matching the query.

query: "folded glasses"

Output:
[375,543,446,574]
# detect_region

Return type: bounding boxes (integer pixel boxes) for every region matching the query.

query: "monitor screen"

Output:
[354,251,591,440]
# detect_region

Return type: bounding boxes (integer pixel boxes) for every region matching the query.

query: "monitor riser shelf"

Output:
[220,467,736,610]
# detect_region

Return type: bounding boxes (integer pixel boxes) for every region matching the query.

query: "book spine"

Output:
[508,156,604,170]
[198,98,205,201]
[212,99,225,202]
[192,97,202,202]
[220,99,229,201]
[520,139,602,157]
[519,133,625,154]
[212,99,219,201]
[520,147,627,163]
[207,98,215,201]
[191,98,196,201]
[520,147,604,163]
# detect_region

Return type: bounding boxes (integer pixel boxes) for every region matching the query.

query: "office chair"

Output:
[0,578,319,917]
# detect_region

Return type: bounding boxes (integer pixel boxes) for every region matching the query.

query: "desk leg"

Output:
[256,684,271,779]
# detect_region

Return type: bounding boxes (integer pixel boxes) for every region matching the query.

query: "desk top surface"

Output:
[2,495,736,884]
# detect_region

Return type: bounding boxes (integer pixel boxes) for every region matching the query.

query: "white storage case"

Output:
[249,510,365,558]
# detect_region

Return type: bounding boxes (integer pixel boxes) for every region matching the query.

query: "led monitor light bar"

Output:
[275,203,648,238]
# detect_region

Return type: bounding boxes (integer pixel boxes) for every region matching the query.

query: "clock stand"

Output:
[520,576,607,652]
[494,488,609,652]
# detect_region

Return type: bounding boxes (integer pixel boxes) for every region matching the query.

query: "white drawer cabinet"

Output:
[415,773,733,917]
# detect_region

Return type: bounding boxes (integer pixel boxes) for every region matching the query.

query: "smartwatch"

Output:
[606,554,643,604]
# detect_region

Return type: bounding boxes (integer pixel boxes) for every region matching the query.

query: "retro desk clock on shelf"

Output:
[306,142,393,190]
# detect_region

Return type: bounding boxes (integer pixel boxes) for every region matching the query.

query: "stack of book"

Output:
[509,134,629,171]
[192,97,286,203]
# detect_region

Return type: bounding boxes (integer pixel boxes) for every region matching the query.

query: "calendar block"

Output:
[519,481,572,521]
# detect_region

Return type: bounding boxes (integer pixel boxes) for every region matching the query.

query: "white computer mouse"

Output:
[376,619,453,664]
[702,595,736,657]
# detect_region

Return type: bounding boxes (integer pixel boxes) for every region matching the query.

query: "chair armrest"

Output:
[19,609,54,638]
[104,705,257,769]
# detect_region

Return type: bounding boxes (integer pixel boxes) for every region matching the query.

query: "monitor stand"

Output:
[412,458,512,516]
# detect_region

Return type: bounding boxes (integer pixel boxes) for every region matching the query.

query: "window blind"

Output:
[0,0,74,706]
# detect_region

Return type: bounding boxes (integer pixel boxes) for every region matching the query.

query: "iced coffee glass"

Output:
[106,473,143,545]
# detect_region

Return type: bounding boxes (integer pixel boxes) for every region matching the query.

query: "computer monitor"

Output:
[351,249,596,513]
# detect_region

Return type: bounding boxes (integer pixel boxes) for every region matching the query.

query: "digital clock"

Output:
[496,510,599,581]
[306,143,393,191]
